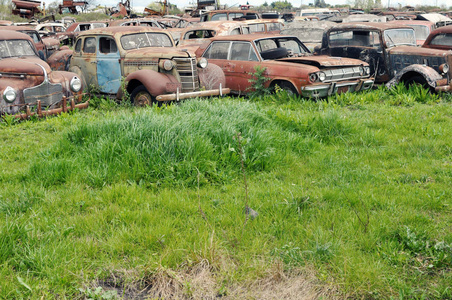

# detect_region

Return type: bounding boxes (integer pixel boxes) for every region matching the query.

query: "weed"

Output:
[79,287,118,300]
[247,65,271,97]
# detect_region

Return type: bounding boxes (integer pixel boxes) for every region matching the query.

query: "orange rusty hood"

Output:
[388,45,452,57]
[124,47,193,59]
[0,57,51,75]
[277,55,369,67]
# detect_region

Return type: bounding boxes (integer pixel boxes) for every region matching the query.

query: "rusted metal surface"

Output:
[14,96,89,120]
[108,18,163,28]
[423,25,452,50]
[47,49,73,71]
[319,22,452,91]
[12,0,41,19]
[68,27,228,104]
[0,30,86,116]
[198,34,374,97]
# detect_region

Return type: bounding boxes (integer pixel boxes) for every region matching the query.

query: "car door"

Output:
[96,36,122,93]
[77,36,98,88]
[226,41,259,93]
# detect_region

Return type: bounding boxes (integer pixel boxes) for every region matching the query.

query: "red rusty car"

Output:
[196,34,374,97]
[65,27,229,104]
[422,25,452,50]
[0,30,85,116]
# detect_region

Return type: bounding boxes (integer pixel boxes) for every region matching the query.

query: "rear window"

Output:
[329,30,380,47]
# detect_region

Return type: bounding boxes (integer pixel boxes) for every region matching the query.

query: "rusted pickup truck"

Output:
[0,30,86,117]
[318,23,452,92]
[64,27,228,104]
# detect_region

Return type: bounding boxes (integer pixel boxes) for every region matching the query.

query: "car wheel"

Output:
[130,85,156,106]
[275,81,297,96]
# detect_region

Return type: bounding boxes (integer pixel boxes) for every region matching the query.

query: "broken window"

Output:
[99,37,118,54]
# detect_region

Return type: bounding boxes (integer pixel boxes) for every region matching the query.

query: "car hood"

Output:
[124,47,193,59]
[0,56,51,75]
[276,55,368,67]
[388,45,452,57]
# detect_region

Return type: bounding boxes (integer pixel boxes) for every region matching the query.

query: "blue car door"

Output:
[97,36,122,94]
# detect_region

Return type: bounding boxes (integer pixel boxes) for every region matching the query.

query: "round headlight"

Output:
[197,57,208,69]
[70,76,82,92]
[364,66,370,75]
[3,86,17,103]
[162,59,174,71]
[439,63,449,74]
[318,72,326,82]
[309,73,318,83]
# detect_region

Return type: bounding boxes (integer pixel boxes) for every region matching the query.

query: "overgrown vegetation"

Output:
[1,87,452,299]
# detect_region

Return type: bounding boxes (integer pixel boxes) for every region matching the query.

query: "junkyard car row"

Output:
[2,9,452,117]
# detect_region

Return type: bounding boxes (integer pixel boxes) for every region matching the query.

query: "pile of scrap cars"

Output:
[1,3,452,118]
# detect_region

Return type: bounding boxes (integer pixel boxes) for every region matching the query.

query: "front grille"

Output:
[173,57,199,92]
[323,66,363,82]
[23,81,63,107]
[124,61,158,67]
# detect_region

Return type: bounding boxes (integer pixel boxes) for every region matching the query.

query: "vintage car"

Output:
[422,25,452,50]
[240,19,284,34]
[0,30,86,116]
[177,21,249,51]
[318,23,452,92]
[196,34,374,98]
[389,20,435,46]
[200,10,259,22]
[64,27,228,104]
[59,21,107,45]
[0,26,60,60]
[108,18,163,28]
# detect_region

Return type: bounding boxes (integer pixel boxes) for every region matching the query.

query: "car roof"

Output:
[0,25,35,31]
[428,24,452,35]
[208,34,295,42]
[0,30,33,42]
[76,26,170,38]
[328,22,413,31]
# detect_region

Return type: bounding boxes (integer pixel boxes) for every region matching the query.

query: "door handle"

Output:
[90,61,97,64]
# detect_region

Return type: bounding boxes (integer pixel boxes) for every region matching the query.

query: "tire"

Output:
[274,81,297,96]
[260,47,288,60]
[130,85,156,106]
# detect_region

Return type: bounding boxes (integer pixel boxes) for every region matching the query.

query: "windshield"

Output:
[0,40,36,58]
[120,32,173,50]
[255,37,309,56]
[410,25,430,40]
[384,28,416,47]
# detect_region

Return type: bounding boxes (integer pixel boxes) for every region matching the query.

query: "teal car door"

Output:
[97,36,122,94]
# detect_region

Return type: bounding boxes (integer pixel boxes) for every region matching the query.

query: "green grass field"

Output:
[1,86,452,299]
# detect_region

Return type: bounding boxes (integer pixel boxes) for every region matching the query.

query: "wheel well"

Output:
[126,79,143,94]
[400,71,426,84]
[270,80,297,92]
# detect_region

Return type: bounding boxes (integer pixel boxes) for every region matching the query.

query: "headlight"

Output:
[439,63,449,74]
[3,86,17,103]
[361,66,370,76]
[318,72,326,82]
[70,76,82,92]
[197,57,208,69]
[309,73,318,83]
[160,59,174,71]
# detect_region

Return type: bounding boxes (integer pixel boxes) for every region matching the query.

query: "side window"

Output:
[74,39,82,53]
[430,33,452,46]
[211,13,227,21]
[92,23,106,28]
[83,37,96,53]
[202,41,230,59]
[230,42,258,61]
[99,37,117,54]
[230,28,241,35]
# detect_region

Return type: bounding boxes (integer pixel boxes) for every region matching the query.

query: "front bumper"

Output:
[301,79,374,98]
[434,78,452,93]
[156,86,231,102]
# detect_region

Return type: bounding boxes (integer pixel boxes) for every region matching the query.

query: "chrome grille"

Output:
[23,81,63,107]
[323,66,363,82]
[124,61,158,66]
[173,57,199,92]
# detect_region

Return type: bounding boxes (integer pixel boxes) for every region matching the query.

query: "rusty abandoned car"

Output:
[319,23,452,92]
[62,27,229,105]
[0,30,86,117]
[196,34,374,97]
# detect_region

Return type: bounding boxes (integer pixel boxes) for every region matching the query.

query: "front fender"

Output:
[198,63,226,90]
[117,70,180,100]
[386,64,443,89]
[47,49,73,71]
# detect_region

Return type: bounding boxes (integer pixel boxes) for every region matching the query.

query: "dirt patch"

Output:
[88,260,338,300]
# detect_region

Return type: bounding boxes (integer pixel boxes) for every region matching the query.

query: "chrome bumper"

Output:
[301,79,374,98]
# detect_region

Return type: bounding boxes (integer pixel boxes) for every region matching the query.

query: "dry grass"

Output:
[91,262,338,300]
